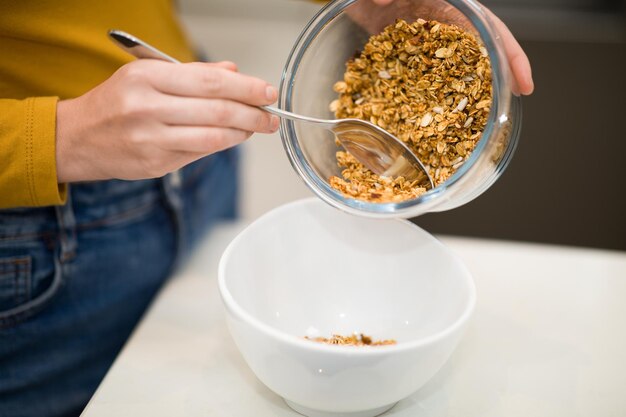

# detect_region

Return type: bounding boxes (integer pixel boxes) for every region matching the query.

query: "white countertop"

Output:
[81,222,626,417]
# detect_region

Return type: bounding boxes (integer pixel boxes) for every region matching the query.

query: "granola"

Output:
[305,333,397,346]
[330,18,492,203]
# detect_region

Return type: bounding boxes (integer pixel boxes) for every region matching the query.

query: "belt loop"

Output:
[54,185,78,263]
[160,170,186,270]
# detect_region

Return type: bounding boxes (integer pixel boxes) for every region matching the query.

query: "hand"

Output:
[355,0,534,95]
[56,60,279,183]
[479,6,534,95]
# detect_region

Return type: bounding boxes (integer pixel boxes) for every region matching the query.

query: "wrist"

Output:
[56,98,89,183]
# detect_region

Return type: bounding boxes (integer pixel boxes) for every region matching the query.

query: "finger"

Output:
[483,8,534,95]
[158,97,279,133]
[160,126,253,153]
[151,63,278,105]
[371,0,394,5]
[193,61,238,72]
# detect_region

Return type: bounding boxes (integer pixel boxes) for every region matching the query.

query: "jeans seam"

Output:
[75,199,158,231]
[0,258,30,306]
[0,200,158,243]
[0,256,41,328]
[0,232,56,242]
[56,202,71,263]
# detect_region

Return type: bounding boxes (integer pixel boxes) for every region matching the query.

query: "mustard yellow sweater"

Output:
[0,1,196,208]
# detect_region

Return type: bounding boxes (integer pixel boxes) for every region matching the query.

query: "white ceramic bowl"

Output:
[218,198,475,417]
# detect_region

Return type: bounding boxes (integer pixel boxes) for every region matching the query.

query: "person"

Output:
[0,1,533,416]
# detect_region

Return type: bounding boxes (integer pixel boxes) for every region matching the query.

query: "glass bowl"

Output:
[278,0,522,218]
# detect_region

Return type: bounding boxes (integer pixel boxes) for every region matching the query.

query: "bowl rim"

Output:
[218,198,476,356]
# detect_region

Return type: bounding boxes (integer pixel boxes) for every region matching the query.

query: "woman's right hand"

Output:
[56,60,279,183]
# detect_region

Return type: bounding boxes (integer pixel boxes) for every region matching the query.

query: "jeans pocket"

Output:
[0,241,63,329]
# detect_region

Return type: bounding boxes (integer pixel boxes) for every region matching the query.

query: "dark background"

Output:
[414,0,626,250]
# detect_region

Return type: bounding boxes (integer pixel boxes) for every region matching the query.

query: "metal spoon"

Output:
[108,30,434,188]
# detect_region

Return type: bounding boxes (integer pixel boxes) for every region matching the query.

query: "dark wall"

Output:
[414,39,626,250]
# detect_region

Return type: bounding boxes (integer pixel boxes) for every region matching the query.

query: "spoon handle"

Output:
[108,30,332,127]
[260,106,332,128]
[109,30,181,63]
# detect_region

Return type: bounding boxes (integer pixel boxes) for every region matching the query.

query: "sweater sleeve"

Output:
[0,97,67,209]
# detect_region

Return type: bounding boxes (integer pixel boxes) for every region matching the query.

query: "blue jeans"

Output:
[0,149,238,417]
